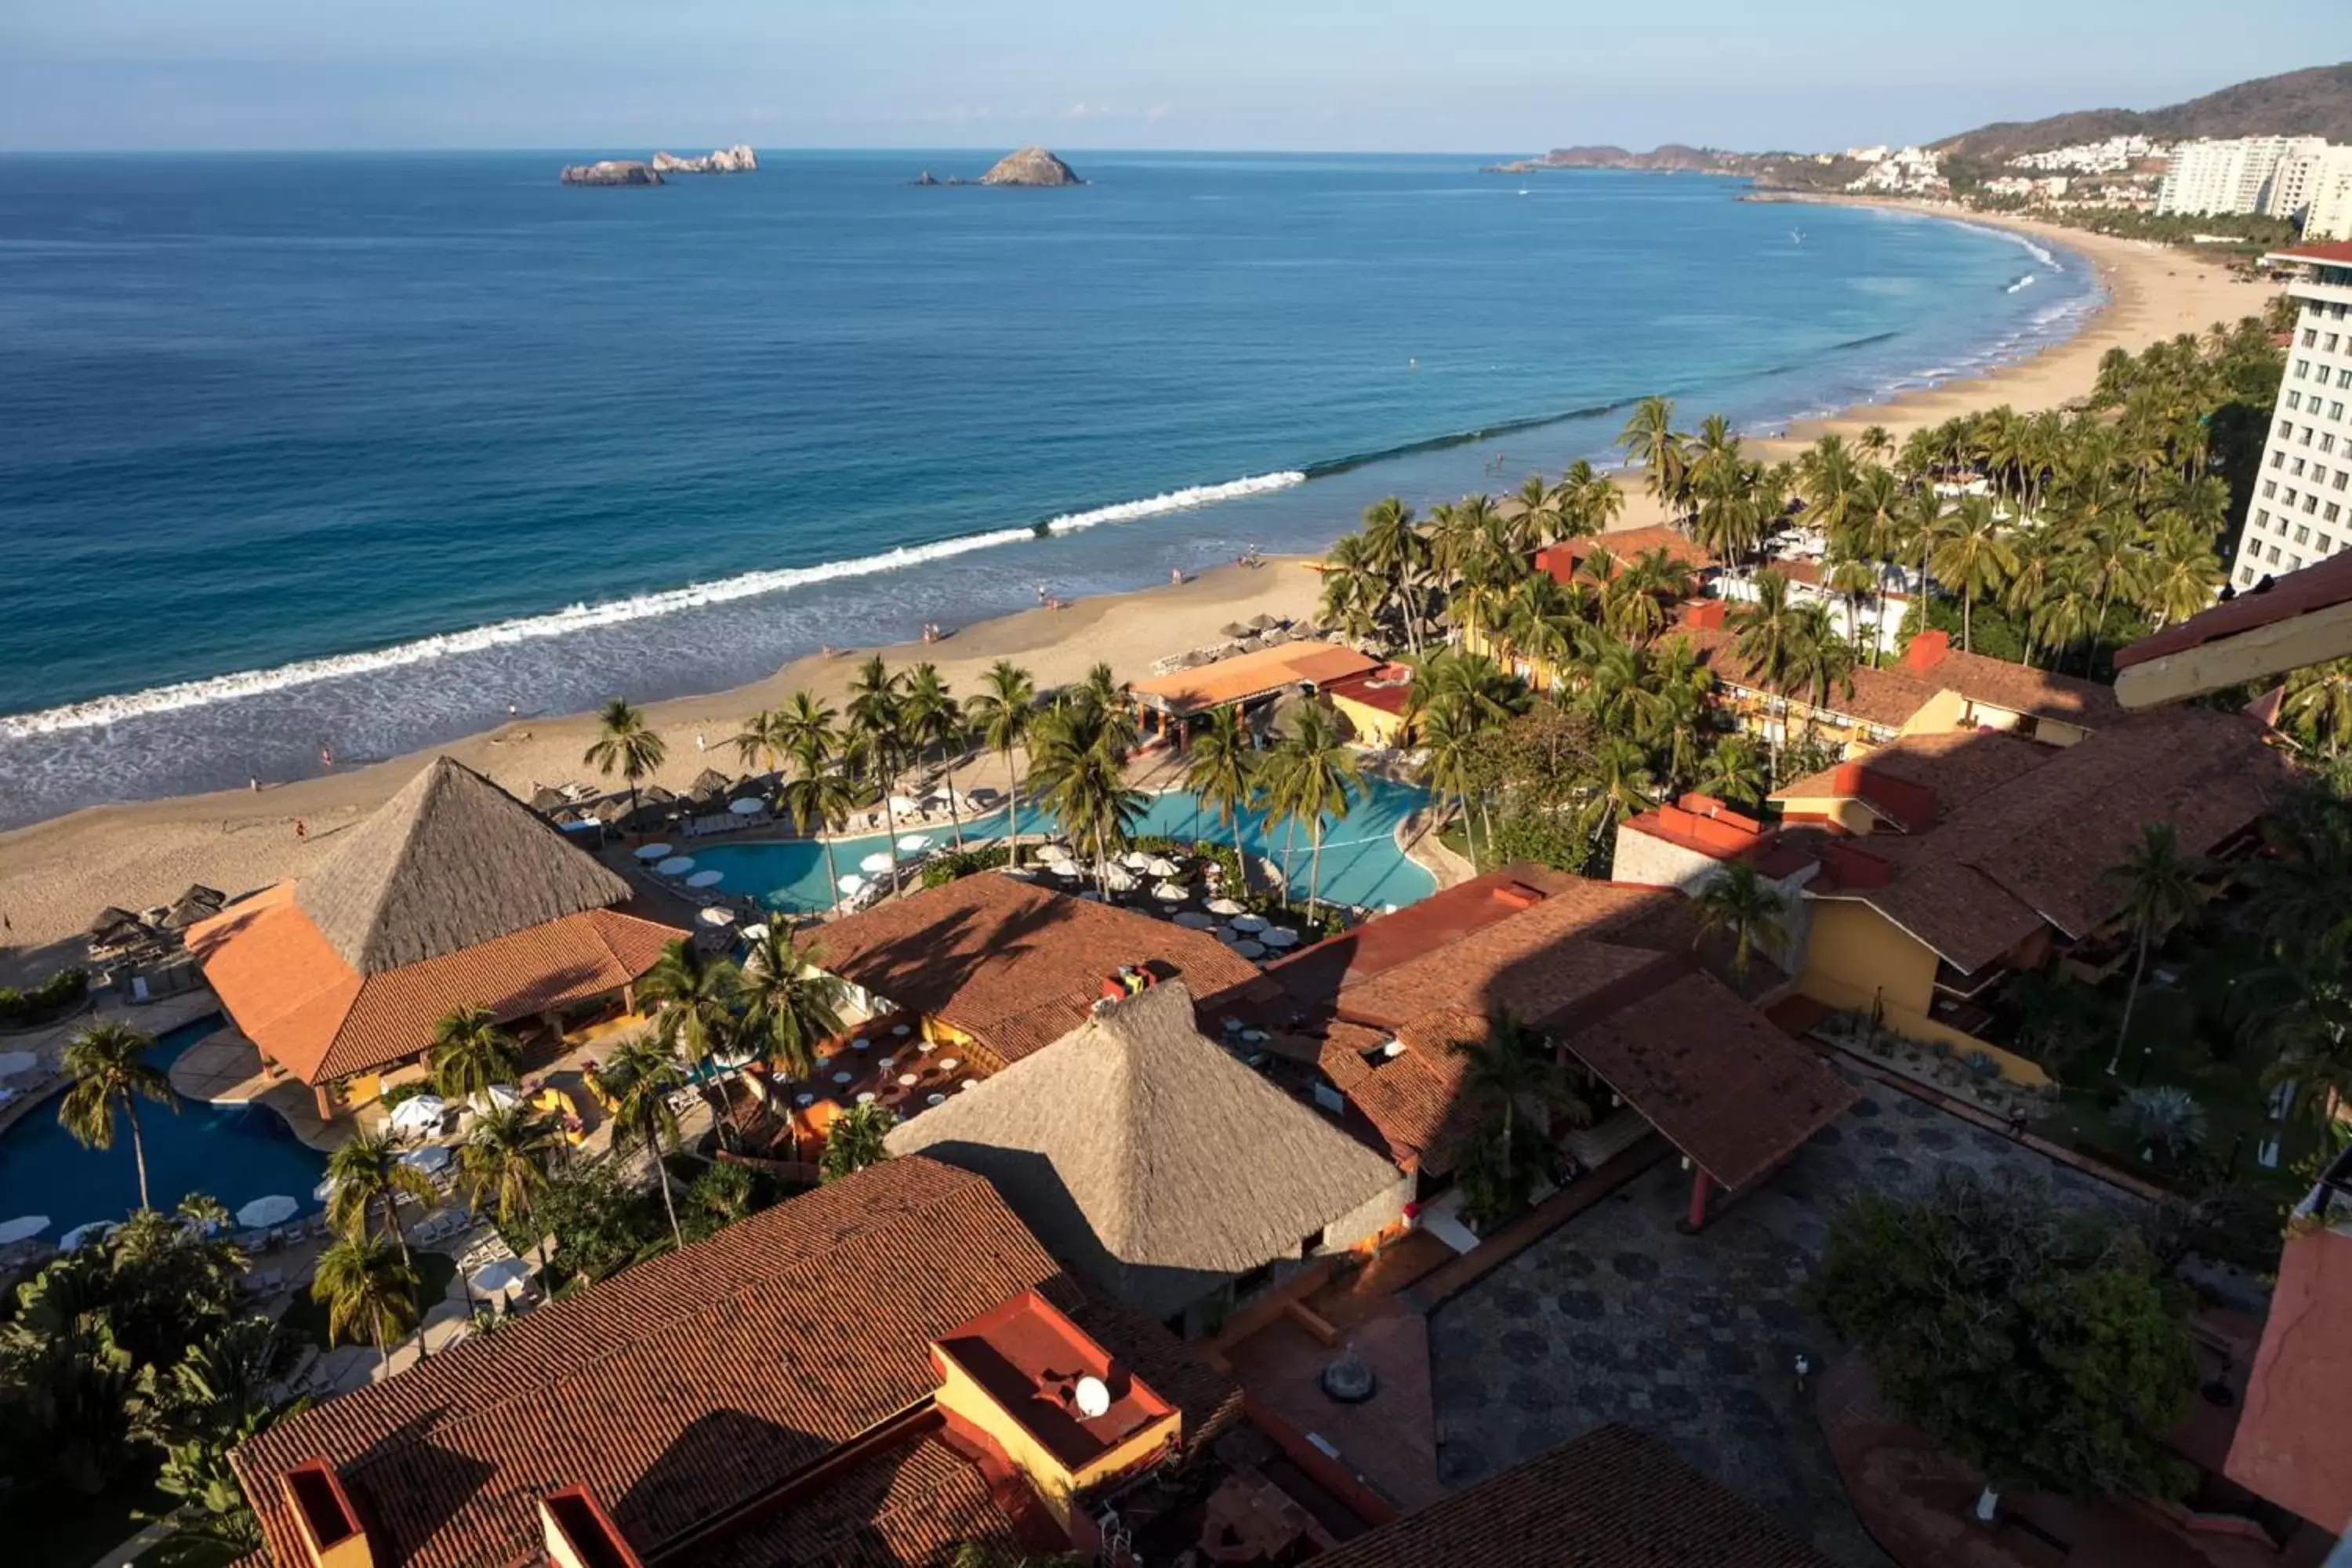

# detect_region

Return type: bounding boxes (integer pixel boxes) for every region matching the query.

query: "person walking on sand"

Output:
[295,820,307,841]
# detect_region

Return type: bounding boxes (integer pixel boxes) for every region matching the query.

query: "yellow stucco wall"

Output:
[932,1353,1179,1526]
[1329,693,1409,748]
[1769,791,1881,837]
[1895,688,1970,739]
[1797,899,2049,1085]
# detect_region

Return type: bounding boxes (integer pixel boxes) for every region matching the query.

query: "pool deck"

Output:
[0,986,224,1139]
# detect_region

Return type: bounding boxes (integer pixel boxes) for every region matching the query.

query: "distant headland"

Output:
[910,147,1084,188]
[561,145,758,187]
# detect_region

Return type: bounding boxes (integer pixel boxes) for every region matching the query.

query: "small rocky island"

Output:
[979,147,1083,187]
[560,145,757,186]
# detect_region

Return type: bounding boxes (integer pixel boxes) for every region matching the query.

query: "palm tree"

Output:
[638,939,746,1145]
[310,1234,420,1380]
[457,1102,560,1228]
[1184,705,1260,894]
[902,662,969,846]
[967,660,1037,867]
[2283,658,2352,757]
[1027,703,1144,887]
[324,1127,439,1263]
[738,924,848,1080]
[2102,822,2205,1076]
[728,706,790,793]
[1447,1011,1586,1187]
[819,1102,895,1183]
[2114,1086,2208,1167]
[57,1022,175,1211]
[1416,700,1490,869]
[1617,396,1688,517]
[602,1035,691,1249]
[779,729,856,915]
[583,698,667,826]
[1693,860,1790,979]
[846,656,912,883]
[1930,495,2017,653]
[1260,700,1361,923]
[1694,733,1768,810]
[1728,571,1805,769]
[1359,497,1430,651]
[1559,458,1624,538]
[427,1005,519,1103]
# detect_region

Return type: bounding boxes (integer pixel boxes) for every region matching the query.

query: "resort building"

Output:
[1311,1423,1833,1568]
[230,1157,1240,1567]
[1321,661,1420,747]
[2267,143,2352,227]
[885,982,1410,1334]
[2239,242,2352,588]
[1774,708,2287,1059]
[1534,525,1717,585]
[1203,864,1855,1234]
[807,876,1261,1074]
[2157,136,2327,217]
[1715,554,1915,658]
[1610,794,1820,973]
[187,757,684,1120]
[1127,641,1380,750]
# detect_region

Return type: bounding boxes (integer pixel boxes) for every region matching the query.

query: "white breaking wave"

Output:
[0,470,1307,739]
[1947,220,2063,273]
[2005,274,2035,294]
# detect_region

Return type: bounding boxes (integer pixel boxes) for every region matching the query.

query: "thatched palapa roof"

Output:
[294,756,632,975]
[884,982,1403,1318]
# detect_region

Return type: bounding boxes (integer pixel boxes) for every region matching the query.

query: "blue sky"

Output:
[4,0,2350,154]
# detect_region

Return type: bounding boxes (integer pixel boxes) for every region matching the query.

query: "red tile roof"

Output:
[2116,550,2352,672]
[1773,730,2050,831]
[230,1158,1236,1568]
[1538,526,1718,582]
[190,884,682,1083]
[2227,1225,2352,1530]
[1310,1423,1835,1567]
[1561,971,1857,1192]
[1897,633,2123,728]
[1665,620,1937,730]
[811,878,1261,1068]
[2269,240,2352,266]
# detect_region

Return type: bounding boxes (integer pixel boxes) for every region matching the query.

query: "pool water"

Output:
[0,1014,327,1238]
[692,777,1439,916]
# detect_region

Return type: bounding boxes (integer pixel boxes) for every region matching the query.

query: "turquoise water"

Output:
[691,777,1436,915]
[0,152,2096,826]
[0,1014,327,1239]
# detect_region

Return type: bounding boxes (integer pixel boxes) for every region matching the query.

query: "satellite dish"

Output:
[1073,1375,1112,1419]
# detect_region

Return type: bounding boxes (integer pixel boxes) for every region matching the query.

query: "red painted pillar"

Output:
[1684,1167,1711,1232]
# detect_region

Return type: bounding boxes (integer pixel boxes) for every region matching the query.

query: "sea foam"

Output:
[0,470,1305,738]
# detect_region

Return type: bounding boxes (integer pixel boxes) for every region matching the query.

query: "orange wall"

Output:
[2227,1225,2352,1530]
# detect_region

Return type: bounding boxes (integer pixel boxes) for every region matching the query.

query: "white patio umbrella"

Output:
[470,1084,521,1113]
[1120,851,1152,870]
[388,1094,448,1134]
[699,906,737,927]
[728,797,766,816]
[1102,866,1138,892]
[655,855,696,876]
[1204,898,1246,916]
[837,873,866,894]
[0,1215,49,1245]
[0,1051,38,1077]
[685,869,724,887]
[398,1144,452,1174]
[1052,864,1083,880]
[1152,882,1189,903]
[59,1221,115,1251]
[1000,866,1037,880]
[1172,911,1216,929]
[1146,857,1181,878]
[887,794,920,814]
[1230,913,1269,933]
[1260,927,1301,948]
[1230,939,1267,960]
[741,924,771,941]
[469,1258,532,1298]
[633,842,673,860]
[235,1194,299,1229]
[896,834,931,853]
[858,851,895,873]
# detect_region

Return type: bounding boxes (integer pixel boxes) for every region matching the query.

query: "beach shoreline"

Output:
[0,201,2272,969]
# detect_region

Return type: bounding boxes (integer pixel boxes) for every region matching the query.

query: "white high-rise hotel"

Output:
[2238,245,2352,589]
[2158,136,2329,217]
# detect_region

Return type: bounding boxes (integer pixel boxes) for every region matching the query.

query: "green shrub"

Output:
[376,1080,429,1112]
[0,967,89,1027]
[920,844,1011,887]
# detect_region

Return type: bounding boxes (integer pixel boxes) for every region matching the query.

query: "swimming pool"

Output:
[0,1014,327,1239]
[691,776,1439,916]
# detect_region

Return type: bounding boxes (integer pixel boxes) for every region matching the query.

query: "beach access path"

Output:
[0,205,2270,971]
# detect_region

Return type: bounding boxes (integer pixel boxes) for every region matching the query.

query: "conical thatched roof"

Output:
[89,906,140,938]
[161,885,227,931]
[528,786,569,813]
[688,768,731,800]
[884,982,1403,1318]
[295,757,631,975]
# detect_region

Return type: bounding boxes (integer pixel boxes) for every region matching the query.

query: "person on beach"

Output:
[320,743,334,768]
[1171,568,1183,587]
[295,821,307,841]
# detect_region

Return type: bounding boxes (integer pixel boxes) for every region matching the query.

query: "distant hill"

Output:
[1933,63,2352,162]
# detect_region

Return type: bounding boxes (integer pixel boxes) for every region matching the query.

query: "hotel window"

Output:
[2273,450,2286,467]
[2307,427,2318,445]
[2268,544,2283,564]
[2291,394,2306,411]
[2311,495,2324,514]
[2292,556,2307,572]
[2297,525,2311,545]
[2330,506,2344,524]
[2295,458,2309,476]
[2339,472,2350,488]
[2333,335,2346,352]
[2307,329,2321,346]
[2328,435,2341,453]
[2266,480,2280,497]
[2322,535,2337,553]
[2238,565,2257,586]
[2297,359,2311,378]
[2281,418,2297,437]
[2336,403,2349,422]
[2339,369,2352,388]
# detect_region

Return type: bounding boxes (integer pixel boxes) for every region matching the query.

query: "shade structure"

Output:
[685,869,725,887]
[59,1221,115,1251]
[633,843,673,860]
[1120,851,1152,870]
[858,851,895,873]
[699,906,737,927]
[887,795,919,814]
[1230,913,1269,933]
[1146,857,1181,879]
[655,856,696,876]
[741,923,770,941]
[1152,882,1189,902]
[0,1215,49,1245]
[1204,898,1245,916]
[1260,927,1301,948]
[0,1051,37,1077]
[398,1144,452,1174]
[1052,864,1083,880]
[1230,939,1267,960]
[470,1084,521,1113]
[837,873,866,894]
[896,834,931,853]
[1000,866,1037,880]
[235,1194,299,1229]
[728,797,766,816]
[1171,911,1216,929]
[1102,866,1138,893]
[469,1257,532,1298]
[1221,622,1252,639]
[388,1094,448,1134]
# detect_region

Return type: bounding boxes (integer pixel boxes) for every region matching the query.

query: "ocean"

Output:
[0,151,2098,828]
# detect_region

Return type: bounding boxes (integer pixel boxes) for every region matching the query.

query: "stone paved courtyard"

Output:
[1427,1068,2147,1568]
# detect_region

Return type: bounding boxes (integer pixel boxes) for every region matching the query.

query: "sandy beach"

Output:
[0,200,2274,972]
